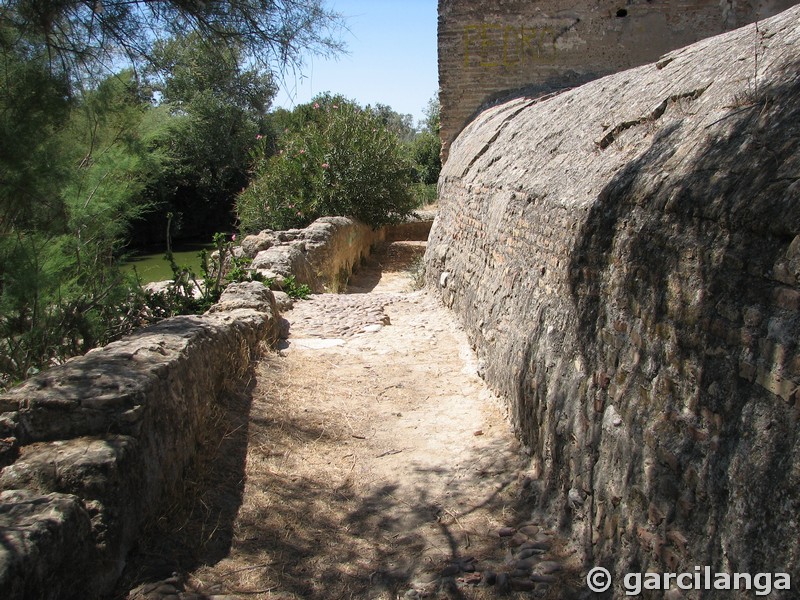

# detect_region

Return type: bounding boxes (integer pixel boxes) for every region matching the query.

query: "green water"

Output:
[123,243,214,284]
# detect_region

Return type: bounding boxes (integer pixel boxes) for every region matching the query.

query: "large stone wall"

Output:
[426,5,800,596]
[438,0,797,160]
[0,283,280,599]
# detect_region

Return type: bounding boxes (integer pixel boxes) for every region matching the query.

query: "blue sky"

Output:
[273,0,438,126]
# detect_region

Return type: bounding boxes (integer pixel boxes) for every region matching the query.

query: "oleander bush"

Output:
[236,97,417,232]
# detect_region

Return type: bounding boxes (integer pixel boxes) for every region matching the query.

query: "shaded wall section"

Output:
[438,0,798,160]
[426,6,800,595]
[0,283,280,599]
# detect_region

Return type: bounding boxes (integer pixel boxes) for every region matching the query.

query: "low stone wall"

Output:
[240,214,436,292]
[426,6,800,595]
[241,216,386,293]
[0,211,436,596]
[0,282,280,599]
[385,210,437,242]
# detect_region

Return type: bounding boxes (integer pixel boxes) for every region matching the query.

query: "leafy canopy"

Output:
[134,31,277,241]
[237,95,417,232]
[0,1,347,387]
[1,0,345,79]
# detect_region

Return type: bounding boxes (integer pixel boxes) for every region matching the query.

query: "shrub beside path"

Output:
[118,241,582,600]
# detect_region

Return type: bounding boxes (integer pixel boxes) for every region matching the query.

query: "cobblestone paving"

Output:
[285,292,401,339]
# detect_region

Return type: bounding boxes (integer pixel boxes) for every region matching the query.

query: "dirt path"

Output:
[118,242,582,600]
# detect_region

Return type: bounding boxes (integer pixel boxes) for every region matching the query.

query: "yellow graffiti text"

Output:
[463,24,557,68]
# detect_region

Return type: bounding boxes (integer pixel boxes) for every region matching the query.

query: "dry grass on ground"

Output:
[112,242,584,600]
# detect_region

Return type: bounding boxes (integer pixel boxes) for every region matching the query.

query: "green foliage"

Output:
[0,55,159,388]
[406,95,441,188]
[0,231,151,388]
[237,97,417,232]
[0,28,72,233]
[411,183,438,207]
[281,275,311,300]
[226,253,261,286]
[370,103,416,144]
[3,1,346,81]
[146,232,314,320]
[61,70,159,248]
[408,131,442,185]
[148,232,270,319]
[149,33,276,114]
[423,96,441,135]
[134,32,277,241]
[0,1,346,388]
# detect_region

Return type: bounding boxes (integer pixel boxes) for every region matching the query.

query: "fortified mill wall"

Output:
[430,1,800,597]
[438,0,797,159]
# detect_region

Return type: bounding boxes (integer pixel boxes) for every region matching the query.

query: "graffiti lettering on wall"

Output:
[463,21,579,67]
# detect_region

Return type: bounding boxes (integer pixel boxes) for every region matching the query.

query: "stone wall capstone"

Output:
[438,0,798,161]
[426,5,800,594]
[0,210,437,598]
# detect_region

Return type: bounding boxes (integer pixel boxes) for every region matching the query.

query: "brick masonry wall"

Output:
[427,7,800,593]
[438,0,797,160]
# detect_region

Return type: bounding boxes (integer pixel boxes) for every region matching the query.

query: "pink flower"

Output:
[332,104,339,109]
[256,134,263,140]
[299,149,305,154]
[321,163,329,169]
[313,102,320,109]
[297,211,303,217]
[231,234,237,242]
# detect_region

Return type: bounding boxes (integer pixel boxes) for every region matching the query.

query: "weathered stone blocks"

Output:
[244,216,386,292]
[0,204,436,596]
[0,282,280,598]
[240,214,435,293]
[0,490,95,600]
[428,5,800,594]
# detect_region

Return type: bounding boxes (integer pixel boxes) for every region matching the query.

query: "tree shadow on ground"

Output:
[200,418,528,599]
[109,349,581,600]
